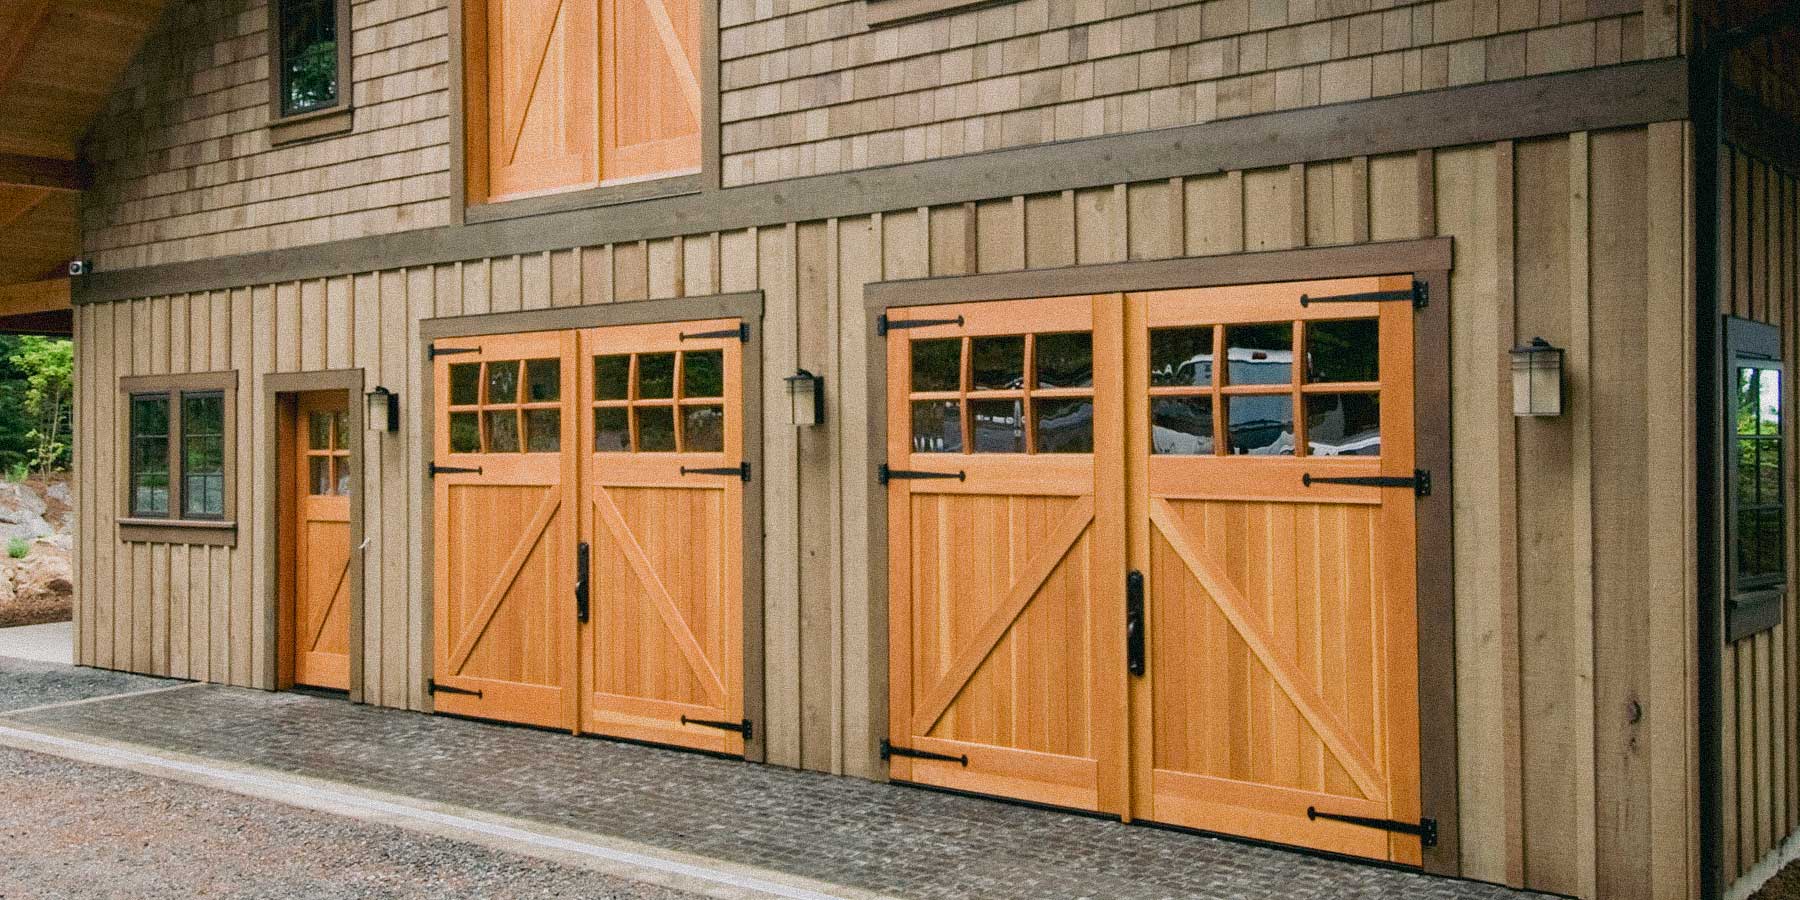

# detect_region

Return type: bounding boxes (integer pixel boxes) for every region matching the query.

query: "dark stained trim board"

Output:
[75,60,1683,305]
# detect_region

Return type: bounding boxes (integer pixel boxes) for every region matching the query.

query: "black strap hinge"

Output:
[877,314,964,336]
[1307,807,1437,849]
[681,716,753,738]
[1299,281,1427,309]
[878,464,966,485]
[430,345,480,360]
[879,739,968,766]
[429,462,483,478]
[680,323,750,342]
[680,462,751,482]
[427,679,483,698]
[1302,469,1430,497]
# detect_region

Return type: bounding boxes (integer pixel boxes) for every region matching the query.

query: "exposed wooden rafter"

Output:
[0,0,54,96]
[0,153,88,192]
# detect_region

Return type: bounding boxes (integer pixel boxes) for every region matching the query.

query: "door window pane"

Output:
[594,408,630,452]
[523,409,561,453]
[594,356,632,400]
[636,407,676,451]
[683,405,725,453]
[1306,319,1379,383]
[486,361,520,404]
[638,353,676,399]
[911,339,961,392]
[1152,396,1214,455]
[332,411,348,449]
[310,457,332,495]
[1226,396,1295,456]
[525,359,561,402]
[970,336,1025,391]
[1035,332,1093,389]
[911,401,962,453]
[449,363,481,406]
[683,350,724,397]
[485,410,520,453]
[970,399,1024,453]
[1305,393,1381,457]
[449,412,481,453]
[308,411,332,450]
[334,458,350,495]
[1033,398,1093,453]
[1150,328,1214,388]
[1225,324,1293,385]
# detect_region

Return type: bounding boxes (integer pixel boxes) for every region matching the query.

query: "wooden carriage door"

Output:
[578,320,745,754]
[600,0,701,181]
[1128,277,1423,863]
[885,295,1127,814]
[292,392,351,691]
[431,331,580,730]
[481,0,600,201]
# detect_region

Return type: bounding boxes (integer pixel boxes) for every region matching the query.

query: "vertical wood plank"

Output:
[237,286,261,686]
[761,224,801,767]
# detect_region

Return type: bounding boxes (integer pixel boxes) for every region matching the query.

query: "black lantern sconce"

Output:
[1510,337,1565,417]
[785,369,824,427]
[365,385,400,432]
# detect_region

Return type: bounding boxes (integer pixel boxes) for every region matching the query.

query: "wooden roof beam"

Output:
[0,278,71,318]
[0,154,88,192]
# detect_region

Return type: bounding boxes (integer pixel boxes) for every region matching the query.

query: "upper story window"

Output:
[463,0,702,206]
[1726,316,1787,640]
[268,0,353,143]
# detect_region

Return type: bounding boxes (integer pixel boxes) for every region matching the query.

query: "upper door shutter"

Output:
[600,0,702,182]
[484,0,600,202]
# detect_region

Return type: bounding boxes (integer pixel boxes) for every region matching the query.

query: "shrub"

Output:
[7,537,29,559]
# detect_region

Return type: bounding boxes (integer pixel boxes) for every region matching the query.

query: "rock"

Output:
[12,543,72,609]
[0,481,51,543]
[43,480,70,507]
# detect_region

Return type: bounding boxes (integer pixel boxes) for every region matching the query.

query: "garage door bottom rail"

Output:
[0,679,1544,900]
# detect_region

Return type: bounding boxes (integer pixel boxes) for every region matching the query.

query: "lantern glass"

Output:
[785,369,823,427]
[366,386,398,432]
[1510,339,1564,417]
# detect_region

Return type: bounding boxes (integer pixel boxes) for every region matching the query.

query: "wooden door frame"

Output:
[417,291,766,761]
[264,369,367,702]
[861,238,1459,876]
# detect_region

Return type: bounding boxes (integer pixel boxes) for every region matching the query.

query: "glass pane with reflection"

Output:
[1306,319,1379,383]
[683,405,725,453]
[1227,395,1294,455]
[449,412,481,453]
[684,350,724,398]
[486,361,520,404]
[636,407,676,451]
[970,336,1025,391]
[1152,396,1214,455]
[523,409,561,453]
[449,364,480,406]
[911,339,961,393]
[970,399,1024,453]
[1035,332,1093,389]
[1033,398,1093,453]
[1150,328,1213,388]
[911,401,962,453]
[595,356,632,401]
[638,354,676,400]
[525,359,561,402]
[1225,324,1293,385]
[593,408,630,452]
[485,410,520,453]
[1305,393,1381,457]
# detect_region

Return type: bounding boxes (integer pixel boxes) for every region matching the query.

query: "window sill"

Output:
[1728,587,1786,642]
[270,106,354,146]
[864,0,1014,27]
[117,519,238,547]
[465,173,703,225]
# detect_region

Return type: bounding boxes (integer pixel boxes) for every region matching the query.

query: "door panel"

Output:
[601,0,702,181]
[293,392,350,691]
[885,295,1126,814]
[579,320,745,753]
[432,331,580,729]
[484,0,600,201]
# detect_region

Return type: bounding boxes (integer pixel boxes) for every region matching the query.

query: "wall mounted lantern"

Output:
[1510,337,1565,417]
[366,385,400,432]
[785,369,824,427]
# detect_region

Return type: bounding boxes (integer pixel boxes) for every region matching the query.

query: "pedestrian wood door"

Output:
[432,323,746,754]
[292,392,352,691]
[885,277,1424,864]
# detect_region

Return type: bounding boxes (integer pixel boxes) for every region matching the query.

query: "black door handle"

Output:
[1126,570,1145,676]
[575,542,591,623]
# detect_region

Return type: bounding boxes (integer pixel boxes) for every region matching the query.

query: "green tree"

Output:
[8,337,72,476]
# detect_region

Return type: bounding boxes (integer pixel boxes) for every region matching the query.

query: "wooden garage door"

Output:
[578,319,745,753]
[1129,277,1422,864]
[884,295,1127,814]
[431,330,580,730]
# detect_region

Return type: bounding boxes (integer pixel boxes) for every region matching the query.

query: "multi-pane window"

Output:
[592,349,726,453]
[908,331,1095,454]
[306,407,352,496]
[1148,317,1381,458]
[276,0,342,115]
[447,359,564,454]
[122,374,236,525]
[1727,317,1787,639]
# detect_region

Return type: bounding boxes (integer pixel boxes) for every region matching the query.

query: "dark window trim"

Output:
[118,371,239,546]
[1724,315,1786,641]
[864,0,1015,27]
[267,0,354,145]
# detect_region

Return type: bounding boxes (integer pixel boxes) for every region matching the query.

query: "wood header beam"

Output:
[0,277,70,317]
[0,154,88,192]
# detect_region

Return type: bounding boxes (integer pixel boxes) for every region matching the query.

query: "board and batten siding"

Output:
[76,124,1693,898]
[1719,145,1800,893]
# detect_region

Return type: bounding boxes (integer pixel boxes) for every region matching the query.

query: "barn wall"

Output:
[1719,146,1800,892]
[74,123,1693,899]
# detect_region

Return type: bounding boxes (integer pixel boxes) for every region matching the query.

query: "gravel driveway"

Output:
[0,746,700,899]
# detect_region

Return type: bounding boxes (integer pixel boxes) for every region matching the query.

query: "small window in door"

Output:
[446,359,563,454]
[591,350,729,454]
[908,330,1094,455]
[305,408,352,496]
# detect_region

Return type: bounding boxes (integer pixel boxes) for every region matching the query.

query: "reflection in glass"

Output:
[1035,332,1094,389]
[970,399,1025,453]
[637,407,676,451]
[684,350,724,397]
[182,394,227,518]
[970,336,1025,391]
[1732,363,1785,585]
[1305,393,1381,456]
[595,356,632,400]
[1227,396,1294,456]
[131,395,171,517]
[1152,396,1214,455]
[331,411,348,449]
[639,354,676,399]
[334,459,350,496]
[485,410,520,453]
[449,412,481,453]
[525,359,561,402]
[310,457,332,496]
[594,408,629,452]
[279,0,339,114]
[449,363,480,406]
[684,405,726,453]
[1306,319,1379,383]
[1150,328,1213,387]
[486,361,520,404]
[911,339,961,392]
[1033,398,1093,453]
[308,411,332,450]
[1225,324,1293,385]
[911,401,962,453]
[524,409,561,453]
[1761,368,1782,435]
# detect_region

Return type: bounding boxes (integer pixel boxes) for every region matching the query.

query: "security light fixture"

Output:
[366,385,399,432]
[1510,337,1565,417]
[785,369,824,427]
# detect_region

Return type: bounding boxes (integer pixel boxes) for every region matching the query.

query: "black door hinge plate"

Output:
[429,462,483,478]
[1307,807,1438,849]
[877,314,964,336]
[680,323,750,342]
[681,716,753,738]
[430,345,480,360]
[878,464,966,485]
[680,462,751,482]
[427,679,483,698]
[1303,469,1431,497]
[1299,281,1427,309]
[879,739,969,766]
